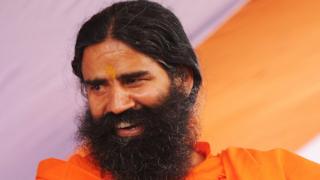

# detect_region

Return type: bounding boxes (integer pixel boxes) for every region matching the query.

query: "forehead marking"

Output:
[105,65,116,80]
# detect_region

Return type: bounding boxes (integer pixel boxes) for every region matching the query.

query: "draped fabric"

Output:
[36,142,320,179]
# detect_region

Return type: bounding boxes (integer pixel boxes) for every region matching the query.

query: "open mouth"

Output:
[115,122,144,137]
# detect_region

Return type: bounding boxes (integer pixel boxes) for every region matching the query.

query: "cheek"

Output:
[131,75,171,106]
[131,86,169,106]
[87,94,106,119]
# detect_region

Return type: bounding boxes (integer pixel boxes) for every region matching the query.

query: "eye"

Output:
[90,84,101,91]
[124,78,140,85]
[86,84,104,93]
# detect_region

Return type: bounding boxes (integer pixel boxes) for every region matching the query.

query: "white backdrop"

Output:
[0,0,247,179]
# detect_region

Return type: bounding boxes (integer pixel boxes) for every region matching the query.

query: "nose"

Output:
[105,85,135,114]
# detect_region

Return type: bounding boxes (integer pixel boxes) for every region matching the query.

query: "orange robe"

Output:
[36,142,320,179]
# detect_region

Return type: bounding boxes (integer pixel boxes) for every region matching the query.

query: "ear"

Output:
[176,67,194,95]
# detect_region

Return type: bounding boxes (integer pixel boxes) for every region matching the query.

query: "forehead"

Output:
[82,38,165,79]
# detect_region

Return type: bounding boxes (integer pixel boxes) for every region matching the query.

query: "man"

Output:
[37,1,320,180]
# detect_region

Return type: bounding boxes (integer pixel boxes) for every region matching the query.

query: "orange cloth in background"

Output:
[36,142,320,180]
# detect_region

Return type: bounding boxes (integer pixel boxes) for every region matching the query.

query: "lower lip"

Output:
[116,125,144,137]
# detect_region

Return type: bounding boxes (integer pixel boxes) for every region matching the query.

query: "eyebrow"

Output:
[84,78,108,86]
[118,71,150,81]
[84,70,150,85]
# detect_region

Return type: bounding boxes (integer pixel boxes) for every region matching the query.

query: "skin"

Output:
[82,38,204,167]
[82,38,172,118]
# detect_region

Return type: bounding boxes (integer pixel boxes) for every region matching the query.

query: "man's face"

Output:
[82,38,171,137]
[79,38,196,180]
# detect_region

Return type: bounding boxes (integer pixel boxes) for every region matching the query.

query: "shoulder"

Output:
[36,154,105,180]
[220,147,320,179]
[36,158,70,179]
[222,147,292,163]
[222,147,319,166]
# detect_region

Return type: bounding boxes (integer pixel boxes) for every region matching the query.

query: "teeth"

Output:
[116,122,133,129]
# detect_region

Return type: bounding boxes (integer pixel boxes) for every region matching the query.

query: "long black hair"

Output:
[72,0,202,95]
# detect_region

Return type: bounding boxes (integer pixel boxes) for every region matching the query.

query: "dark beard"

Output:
[77,86,197,180]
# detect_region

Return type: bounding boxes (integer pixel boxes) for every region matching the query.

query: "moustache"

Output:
[88,107,167,140]
[95,107,159,127]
